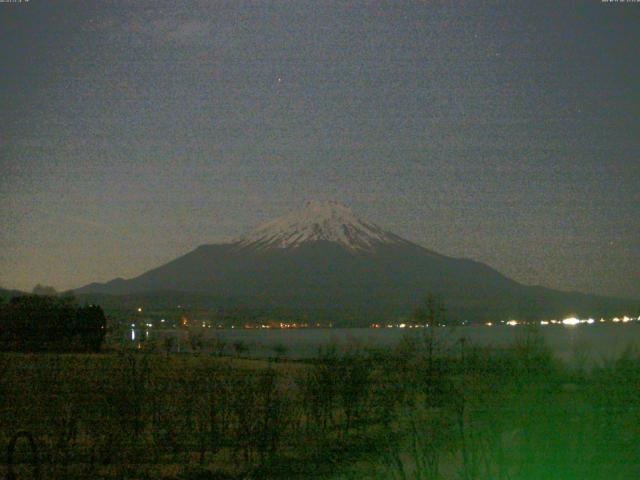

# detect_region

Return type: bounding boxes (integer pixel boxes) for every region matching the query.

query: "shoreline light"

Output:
[562,317,580,326]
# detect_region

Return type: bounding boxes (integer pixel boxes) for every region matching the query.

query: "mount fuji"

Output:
[75,201,636,323]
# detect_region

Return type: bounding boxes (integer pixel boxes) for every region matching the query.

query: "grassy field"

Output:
[1,329,639,479]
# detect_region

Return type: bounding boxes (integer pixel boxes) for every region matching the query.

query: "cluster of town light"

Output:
[495,315,639,327]
[132,307,333,329]
[370,323,445,329]
[132,306,638,330]
[372,316,640,329]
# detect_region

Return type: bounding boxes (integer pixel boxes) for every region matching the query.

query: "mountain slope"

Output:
[75,201,638,322]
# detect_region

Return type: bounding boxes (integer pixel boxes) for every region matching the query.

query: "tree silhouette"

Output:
[0,295,106,352]
[233,340,248,358]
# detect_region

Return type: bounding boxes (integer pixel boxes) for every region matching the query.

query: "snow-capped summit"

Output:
[235,200,404,252]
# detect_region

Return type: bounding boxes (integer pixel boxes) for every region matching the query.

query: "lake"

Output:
[144,323,640,366]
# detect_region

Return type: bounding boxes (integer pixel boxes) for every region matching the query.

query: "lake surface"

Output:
[155,324,640,365]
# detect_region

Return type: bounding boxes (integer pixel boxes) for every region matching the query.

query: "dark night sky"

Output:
[1,0,638,299]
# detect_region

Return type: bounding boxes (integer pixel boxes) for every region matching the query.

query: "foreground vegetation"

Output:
[1,328,639,479]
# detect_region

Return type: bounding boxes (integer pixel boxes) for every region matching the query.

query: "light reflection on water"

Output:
[128,324,640,365]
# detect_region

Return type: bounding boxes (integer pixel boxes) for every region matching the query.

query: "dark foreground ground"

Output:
[1,328,639,479]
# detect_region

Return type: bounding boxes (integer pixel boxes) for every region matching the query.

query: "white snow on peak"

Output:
[235,200,404,252]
